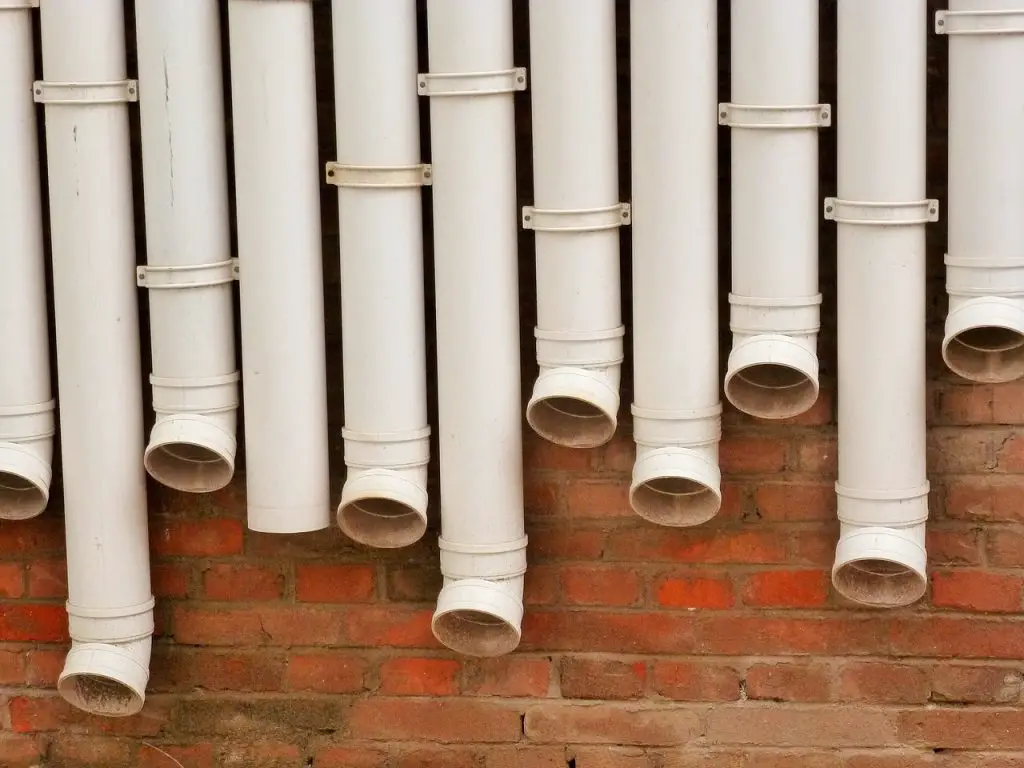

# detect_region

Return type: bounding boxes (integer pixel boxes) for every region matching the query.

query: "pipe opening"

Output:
[725,362,818,420]
[527,396,616,449]
[0,470,47,520]
[58,672,143,718]
[833,557,927,608]
[630,476,719,528]
[145,441,233,494]
[432,608,521,658]
[944,325,1024,383]
[338,496,427,549]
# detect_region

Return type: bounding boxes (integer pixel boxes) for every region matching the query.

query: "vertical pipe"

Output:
[0,1,54,520]
[136,0,239,494]
[629,0,722,527]
[523,0,625,450]
[228,0,330,533]
[723,0,825,420]
[330,0,430,549]
[940,2,1024,382]
[38,0,154,716]
[423,0,528,656]
[830,0,934,607]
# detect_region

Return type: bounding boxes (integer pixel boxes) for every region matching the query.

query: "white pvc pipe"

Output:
[629,0,721,527]
[330,0,430,549]
[523,0,625,449]
[38,0,154,716]
[135,0,239,495]
[0,2,54,521]
[228,0,330,533]
[423,0,527,657]
[831,0,933,607]
[723,0,825,420]
[940,2,1024,382]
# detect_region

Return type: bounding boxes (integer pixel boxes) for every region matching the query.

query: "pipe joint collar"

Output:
[66,598,156,644]
[535,325,625,368]
[835,482,930,528]
[145,412,237,494]
[59,636,151,718]
[833,524,927,608]
[943,295,1024,383]
[945,254,1024,296]
[342,426,430,469]
[724,334,820,420]
[0,441,52,520]
[150,372,240,416]
[432,575,524,658]
[0,399,55,441]
[527,366,620,448]
[338,466,428,549]
[631,404,722,447]
[439,535,528,581]
[630,444,722,528]
[729,294,822,336]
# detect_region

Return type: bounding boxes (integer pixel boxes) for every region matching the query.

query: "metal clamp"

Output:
[33,80,138,105]
[137,259,238,289]
[936,9,1024,35]
[0,0,39,9]
[522,203,631,232]
[325,162,432,188]
[719,103,831,129]
[417,67,527,97]
[824,198,940,226]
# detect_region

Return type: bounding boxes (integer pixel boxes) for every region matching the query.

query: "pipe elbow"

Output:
[725,334,820,420]
[527,366,620,449]
[0,400,55,520]
[943,296,1024,384]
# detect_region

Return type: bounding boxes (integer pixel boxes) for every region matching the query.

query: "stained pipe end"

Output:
[431,576,524,658]
[630,446,722,528]
[527,367,619,449]
[144,414,236,494]
[725,335,820,420]
[58,638,151,718]
[0,442,51,520]
[833,526,927,609]
[338,468,428,549]
[943,297,1024,384]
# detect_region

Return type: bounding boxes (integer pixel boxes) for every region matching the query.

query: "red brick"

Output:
[559,657,645,700]
[0,603,68,642]
[788,529,839,567]
[596,432,635,473]
[927,527,983,565]
[314,746,388,768]
[930,665,1023,704]
[995,431,1024,473]
[150,517,244,557]
[838,662,930,704]
[348,699,522,743]
[524,564,560,605]
[138,743,215,768]
[48,736,132,767]
[0,647,25,684]
[928,429,991,474]
[464,657,552,697]
[525,476,562,519]
[889,617,1024,659]
[0,562,24,597]
[396,747,477,768]
[173,605,346,646]
[0,517,64,555]
[945,478,1024,522]
[149,648,285,692]
[522,611,697,655]
[285,652,368,693]
[796,436,837,474]
[25,648,64,686]
[701,617,885,656]
[481,746,569,768]
[562,565,641,607]
[754,483,835,521]
[524,703,701,746]
[295,563,375,603]
[0,734,44,767]
[745,662,831,702]
[933,383,994,424]
[170,697,339,734]
[386,563,442,602]
[987,530,1024,568]
[606,528,787,564]
[202,563,284,601]
[567,480,632,519]
[706,705,895,747]
[655,571,734,609]
[571,746,655,768]
[898,709,1024,749]
[151,563,190,599]
[345,606,437,648]
[219,742,302,767]
[650,661,741,702]
[379,657,461,696]
[9,695,166,736]
[741,570,830,608]
[720,436,788,474]
[931,570,1022,612]
[529,528,607,561]
[524,432,591,471]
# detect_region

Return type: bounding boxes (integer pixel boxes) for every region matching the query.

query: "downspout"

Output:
[523,0,627,449]
[828,0,935,607]
[0,0,54,521]
[939,2,1024,382]
[38,0,154,715]
[629,0,722,526]
[135,0,239,494]
[423,0,528,656]
[722,0,826,420]
[227,0,331,533]
[329,0,431,548]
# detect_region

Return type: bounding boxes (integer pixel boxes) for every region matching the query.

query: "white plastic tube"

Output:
[523,0,626,449]
[722,0,826,420]
[830,0,934,607]
[628,0,721,527]
[423,0,528,657]
[228,0,330,533]
[940,2,1024,382]
[0,1,54,521]
[135,0,239,494]
[37,0,154,716]
[330,0,430,549]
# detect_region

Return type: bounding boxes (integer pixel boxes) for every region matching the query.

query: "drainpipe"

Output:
[629,0,722,527]
[939,2,1024,382]
[422,0,528,657]
[135,0,239,494]
[0,0,54,521]
[828,0,934,607]
[228,0,330,533]
[523,0,627,449]
[38,0,154,716]
[722,0,826,420]
[329,0,430,548]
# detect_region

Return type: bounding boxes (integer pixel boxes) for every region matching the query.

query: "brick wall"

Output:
[4,0,1024,766]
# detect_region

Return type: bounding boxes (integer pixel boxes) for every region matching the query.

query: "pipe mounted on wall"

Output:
[523,0,627,449]
[0,0,54,521]
[38,0,154,716]
[629,0,722,527]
